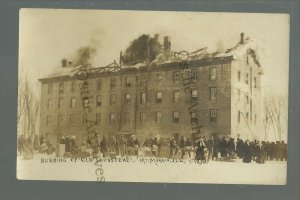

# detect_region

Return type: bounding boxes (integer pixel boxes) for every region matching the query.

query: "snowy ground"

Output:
[17,154,287,185]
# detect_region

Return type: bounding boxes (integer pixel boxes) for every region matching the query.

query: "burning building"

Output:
[38,33,263,145]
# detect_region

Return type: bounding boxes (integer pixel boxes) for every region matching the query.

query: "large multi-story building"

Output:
[39,34,263,145]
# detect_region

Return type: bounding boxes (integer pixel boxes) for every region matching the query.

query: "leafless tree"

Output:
[263,95,287,141]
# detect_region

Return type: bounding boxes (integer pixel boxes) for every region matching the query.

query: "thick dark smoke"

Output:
[73,46,97,67]
[122,34,162,65]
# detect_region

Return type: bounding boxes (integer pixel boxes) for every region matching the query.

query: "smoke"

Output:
[73,46,97,67]
[122,34,163,65]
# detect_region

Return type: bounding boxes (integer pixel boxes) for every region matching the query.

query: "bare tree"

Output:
[263,95,287,141]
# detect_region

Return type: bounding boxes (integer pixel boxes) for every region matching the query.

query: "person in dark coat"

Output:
[195,138,206,162]
[236,138,244,158]
[256,141,266,164]
[206,136,214,161]
[243,140,252,163]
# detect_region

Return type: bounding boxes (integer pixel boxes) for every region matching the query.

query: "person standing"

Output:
[243,140,252,163]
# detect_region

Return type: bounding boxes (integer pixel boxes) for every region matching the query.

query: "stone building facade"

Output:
[39,43,263,145]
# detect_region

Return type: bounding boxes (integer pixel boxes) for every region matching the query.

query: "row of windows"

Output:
[47,88,218,109]
[237,70,257,88]
[46,109,218,126]
[48,67,219,95]
[237,111,256,124]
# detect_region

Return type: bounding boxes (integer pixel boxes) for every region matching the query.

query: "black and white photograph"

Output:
[17,9,289,184]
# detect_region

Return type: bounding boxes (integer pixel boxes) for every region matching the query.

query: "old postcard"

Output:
[17,9,289,184]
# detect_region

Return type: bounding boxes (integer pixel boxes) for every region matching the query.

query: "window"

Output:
[238,89,241,101]
[156,91,162,103]
[83,98,89,108]
[69,114,75,126]
[81,81,89,93]
[192,89,198,101]
[156,112,162,124]
[245,95,249,104]
[254,114,257,125]
[191,110,198,124]
[58,98,64,108]
[46,115,51,126]
[238,111,241,123]
[210,87,217,100]
[245,73,249,84]
[246,112,249,122]
[140,112,146,126]
[70,98,76,108]
[156,73,163,85]
[173,71,181,83]
[173,111,179,123]
[59,82,64,94]
[110,94,116,105]
[110,77,116,88]
[124,112,130,125]
[141,74,147,87]
[174,91,180,103]
[71,82,76,92]
[140,92,147,104]
[58,115,63,127]
[97,79,102,90]
[82,114,87,124]
[210,109,217,122]
[48,83,53,94]
[126,76,132,87]
[125,94,131,104]
[237,71,241,82]
[254,77,257,88]
[192,70,198,81]
[96,95,102,107]
[210,67,217,80]
[110,113,116,125]
[96,113,101,125]
[47,99,52,109]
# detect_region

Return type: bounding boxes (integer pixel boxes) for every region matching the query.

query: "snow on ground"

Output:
[17,154,286,185]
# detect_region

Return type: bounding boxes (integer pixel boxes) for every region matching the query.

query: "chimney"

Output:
[240,32,244,44]
[119,51,123,65]
[163,36,171,58]
[61,59,67,67]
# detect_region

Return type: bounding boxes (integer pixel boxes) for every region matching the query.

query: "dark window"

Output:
[156,112,162,124]
[173,111,179,123]
[254,77,257,88]
[58,98,64,108]
[71,82,76,92]
[140,112,146,126]
[110,77,116,89]
[46,115,51,126]
[191,89,198,101]
[245,95,249,104]
[125,94,131,104]
[245,73,249,84]
[70,98,76,108]
[82,114,87,124]
[96,95,102,106]
[210,67,216,80]
[110,113,116,125]
[96,113,101,125]
[209,109,217,122]
[210,87,217,100]
[83,98,89,108]
[126,76,132,87]
[69,114,75,126]
[97,79,102,90]
[58,115,63,127]
[59,83,64,94]
[48,99,52,109]
[174,91,180,103]
[110,94,116,105]
[238,71,241,82]
[156,73,163,85]
[238,111,241,123]
[192,70,198,81]
[173,71,181,83]
[191,110,198,124]
[140,92,147,104]
[156,91,162,103]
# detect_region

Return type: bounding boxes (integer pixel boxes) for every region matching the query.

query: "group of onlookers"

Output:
[18,133,288,164]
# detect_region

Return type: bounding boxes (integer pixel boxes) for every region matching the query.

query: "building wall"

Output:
[39,58,234,145]
[231,50,263,141]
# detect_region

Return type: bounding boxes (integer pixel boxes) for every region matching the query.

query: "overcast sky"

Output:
[19,9,289,95]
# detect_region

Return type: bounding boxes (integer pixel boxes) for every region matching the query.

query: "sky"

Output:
[19,9,290,140]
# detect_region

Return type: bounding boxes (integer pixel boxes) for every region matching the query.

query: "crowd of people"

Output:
[17,133,288,164]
